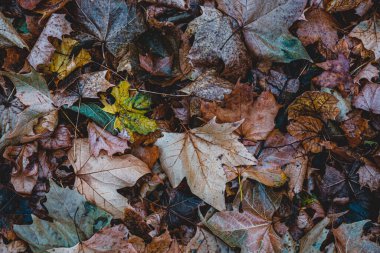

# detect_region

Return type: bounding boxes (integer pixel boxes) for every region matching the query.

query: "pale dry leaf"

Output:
[358,159,380,191]
[47,224,134,253]
[180,7,251,82]
[180,70,234,101]
[68,138,150,218]
[27,13,72,69]
[87,121,129,157]
[350,19,380,60]
[299,217,330,253]
[0,12,28,49]
[353,82,380,114]
[354,63,379,84]
[0,239,28,253]
[156,118,257,210]
[139,0,189,10]
[284,155,308,198]
[186,227,235,253]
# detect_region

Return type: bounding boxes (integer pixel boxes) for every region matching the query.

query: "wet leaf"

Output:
[350,19,380,60]
[0,12,28,49]
[353,82,380,114]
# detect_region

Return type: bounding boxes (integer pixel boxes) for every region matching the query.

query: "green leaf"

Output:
[65,103,117,135]
[13,181,112,253]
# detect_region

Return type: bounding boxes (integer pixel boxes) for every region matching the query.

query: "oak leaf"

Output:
[155,118,257,210]
[202,183,282,253]
[68,138,150,218]
[215,0,310,62]
[353,82,380,114]
[87,121,129,157]
[201,83,281,141]
[288,91,340,121]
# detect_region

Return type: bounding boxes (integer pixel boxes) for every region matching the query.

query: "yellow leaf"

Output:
[50,37,91,81]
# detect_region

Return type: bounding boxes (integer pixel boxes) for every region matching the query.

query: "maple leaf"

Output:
[288,91,340,121]
[72,0,146,56]
[87,121,129,157]
[27,13,72,70]
[13,180,112,252]
[215,0,310,62]
[0,12,29,49]
[100,80,157,136]
[68,138,150,218]
[52,70,114,107]
[202,182,282,253]
[49,37,91,81]
[201,83,281,141]
[155,118,257,210]
[353,82,380,114]
[350,19,380,60]
[180,7,252,82]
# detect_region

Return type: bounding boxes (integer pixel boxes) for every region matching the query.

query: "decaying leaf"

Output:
[0,239,28,253]
[186,227,235,253]
[73,0,146,56]
[288,91,340,121]
[296,8,339,51]
[13,180,112,252]
[201,83,281,141]
[287,116,324,153]
[353,82,380,114]
[46,224,134,253]
[354,63,379,84]
[340,110,369,147]
[333,220,380,253]
[49,37,91,81]
[358,159,380,191]
[202,182,282,253]
[87,121,129,157]
[27,13,72,69]
[38,125,72,150]
[299,217,331,252]
[0,12,29,49]
[140,0,189,10]
[284,155,309,197]
[156,118,257,210]
[325,0,362,12]
[350,19,380,60]
[216,0,310,62]
[68,138,150,218]
[180,7,251,81]
[180,71,234,101]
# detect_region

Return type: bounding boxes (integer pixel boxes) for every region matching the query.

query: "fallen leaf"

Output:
[27,13,72,70]
[0,239,28,253]
[326,0,362,12]
[312,54,353,94]
[180,71,234,101]
[156,118,257,210]
[353,82,380,114]
[186,227,235,253]
[333,220,380,253]
[0,96,24,136]
[49,37,91,81]
[340,110,369,147]
[288,91,340,121]
[0,12,29,49]
[34,0,71,21]
[216,0,310,62]
[87,121,129,157]
[287,116,324,153]
[131,145,159,169]
[296,8,339,51]
[299,217,330,252]
[358,159,380,191]
[350,19,380,60]
[13,180,112,252]
[354,63,379,84]
[202,182,282,253]
[46,224,134,253]
[38,125,72,150]
[73,0,146,56]
[100,81,157,136]
[180,7,251,81]
[201,83,281,141]
[68,138,150,218]
[284,155,309,197]
[140,0,189,10]
[53,70,114,107]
